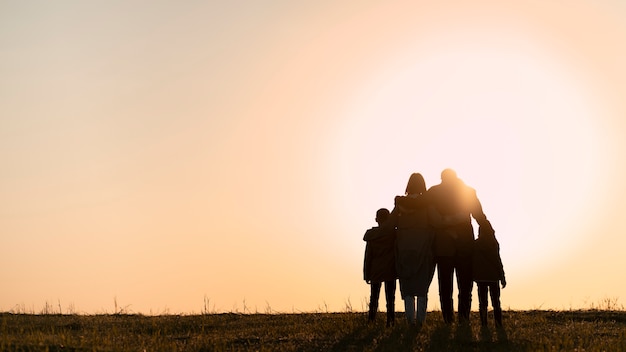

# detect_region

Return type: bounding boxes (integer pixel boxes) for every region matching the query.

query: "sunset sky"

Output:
[2,0,626,314]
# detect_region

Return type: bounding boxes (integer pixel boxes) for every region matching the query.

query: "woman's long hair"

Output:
[405,173,426,195]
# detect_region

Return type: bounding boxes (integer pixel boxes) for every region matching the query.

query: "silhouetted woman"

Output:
[390,173,436,325]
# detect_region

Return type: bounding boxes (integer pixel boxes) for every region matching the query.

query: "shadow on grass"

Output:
[424,322,523,352]
[425,323,454,351]
[4,344,88,352]
[329,317,387,352]
[372,322,421,351]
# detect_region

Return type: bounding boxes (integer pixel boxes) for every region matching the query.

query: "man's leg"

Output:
[436,256,455,324]
[456,255,474,322]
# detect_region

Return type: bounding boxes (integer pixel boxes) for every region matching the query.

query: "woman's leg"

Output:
[403,295,416,324]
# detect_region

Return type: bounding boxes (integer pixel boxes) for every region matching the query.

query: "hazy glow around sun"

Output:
[330,34,607,280]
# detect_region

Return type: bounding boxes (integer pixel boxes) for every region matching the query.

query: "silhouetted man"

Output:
[427,168,490,324]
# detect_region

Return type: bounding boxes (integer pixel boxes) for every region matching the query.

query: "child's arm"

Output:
[497,246,506,288]
[394,194,429,209]
[363,228,384,241]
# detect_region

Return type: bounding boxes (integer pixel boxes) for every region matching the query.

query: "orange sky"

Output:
[1,0,626,314]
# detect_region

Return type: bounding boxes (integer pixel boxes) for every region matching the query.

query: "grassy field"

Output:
[1,310,626,351]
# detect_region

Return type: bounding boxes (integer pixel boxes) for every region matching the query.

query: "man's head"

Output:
[441,168,458,184]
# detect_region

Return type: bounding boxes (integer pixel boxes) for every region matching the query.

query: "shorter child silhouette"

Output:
[363,208,397,326]
[472,220,507,327]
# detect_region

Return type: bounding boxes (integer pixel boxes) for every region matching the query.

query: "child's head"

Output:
[375,208,390,225]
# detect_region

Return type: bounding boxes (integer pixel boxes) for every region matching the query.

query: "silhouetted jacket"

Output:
[390,194,435,296]
[473,226,505,282]
[427,178,489,257]
[363,226,396,283]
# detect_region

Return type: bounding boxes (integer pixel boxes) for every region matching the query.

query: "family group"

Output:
[363,169,506,328]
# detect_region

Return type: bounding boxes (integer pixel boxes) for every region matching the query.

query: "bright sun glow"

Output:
[2,1,625,314]
[330,32,607,281]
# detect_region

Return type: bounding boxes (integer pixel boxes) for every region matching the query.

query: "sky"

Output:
[1,0,626,315]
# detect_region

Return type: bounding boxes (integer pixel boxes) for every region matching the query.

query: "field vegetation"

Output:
[2,308,626,351]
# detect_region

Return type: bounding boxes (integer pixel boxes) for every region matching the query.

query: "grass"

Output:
[1,310,626,351]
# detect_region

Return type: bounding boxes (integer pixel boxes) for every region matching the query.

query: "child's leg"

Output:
[369,282,382,321]
[384,280,397,325]
[489,282,503,327]
[477,282,489,326]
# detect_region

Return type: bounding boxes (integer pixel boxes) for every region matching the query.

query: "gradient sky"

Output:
[2,0,626,314]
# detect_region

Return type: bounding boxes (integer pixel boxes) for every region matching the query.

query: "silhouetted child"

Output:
[472,220,506,327]
[363,208,397,326]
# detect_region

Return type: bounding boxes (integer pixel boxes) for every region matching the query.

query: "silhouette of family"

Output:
[363,169,506,328]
